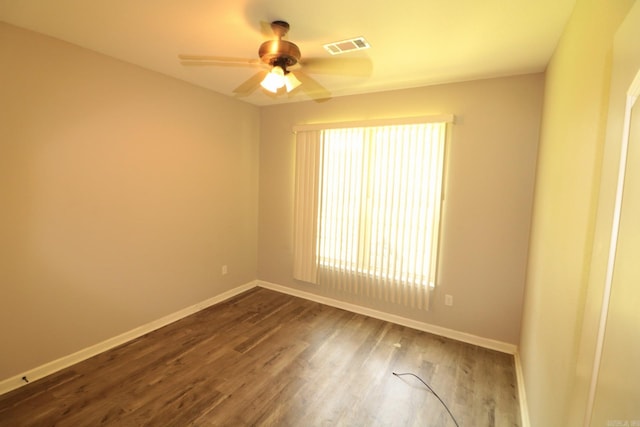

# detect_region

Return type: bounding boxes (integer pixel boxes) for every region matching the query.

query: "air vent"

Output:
[323,37,371,55]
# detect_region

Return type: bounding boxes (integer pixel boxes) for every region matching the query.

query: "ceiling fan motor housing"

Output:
[259,39,301,68]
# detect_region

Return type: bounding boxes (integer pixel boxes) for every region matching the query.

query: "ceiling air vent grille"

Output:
[323,37,370,55]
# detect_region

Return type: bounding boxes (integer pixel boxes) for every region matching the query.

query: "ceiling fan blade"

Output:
[232,71,268,97]
[299,57,373,77]
[294,72,332,103]
[179,54,261,66]
[259,20,274,38]
[181,60,262,69]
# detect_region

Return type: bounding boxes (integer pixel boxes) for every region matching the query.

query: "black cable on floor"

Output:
[392,371,460,427]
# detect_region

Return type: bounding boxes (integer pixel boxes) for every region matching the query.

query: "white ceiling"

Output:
[0,0,575,106]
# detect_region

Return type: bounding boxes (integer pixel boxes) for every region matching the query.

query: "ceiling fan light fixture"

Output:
[260,65,286,92]
[284,72,301,92]
[261,64,301,93]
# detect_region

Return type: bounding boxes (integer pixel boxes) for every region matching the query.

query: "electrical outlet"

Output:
[445,294,453,306]
[221,265,228,275]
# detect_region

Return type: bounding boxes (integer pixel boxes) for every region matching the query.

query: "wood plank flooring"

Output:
[0,287,520,426]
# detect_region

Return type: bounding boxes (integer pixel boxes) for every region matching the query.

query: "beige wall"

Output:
[588,2,640,423]
[0,23,260,380]
[518,0,635,425]
[258,74,544,345]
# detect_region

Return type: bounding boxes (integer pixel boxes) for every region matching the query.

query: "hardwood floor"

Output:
[0,288,520,426]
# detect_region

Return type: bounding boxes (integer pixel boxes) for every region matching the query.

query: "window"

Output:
[293,116,450,309]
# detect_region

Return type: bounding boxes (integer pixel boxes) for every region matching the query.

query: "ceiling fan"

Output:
[179,20,372,102]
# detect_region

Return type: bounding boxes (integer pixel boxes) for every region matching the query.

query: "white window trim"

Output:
[293,114,455,133]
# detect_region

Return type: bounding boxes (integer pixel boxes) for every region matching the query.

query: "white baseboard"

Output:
[257,280,518,355]
[0,281,257,396]
[514,352,530,427]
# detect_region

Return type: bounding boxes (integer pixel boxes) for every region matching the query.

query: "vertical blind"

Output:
[292,129,321,283]
[293,117,449,310]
